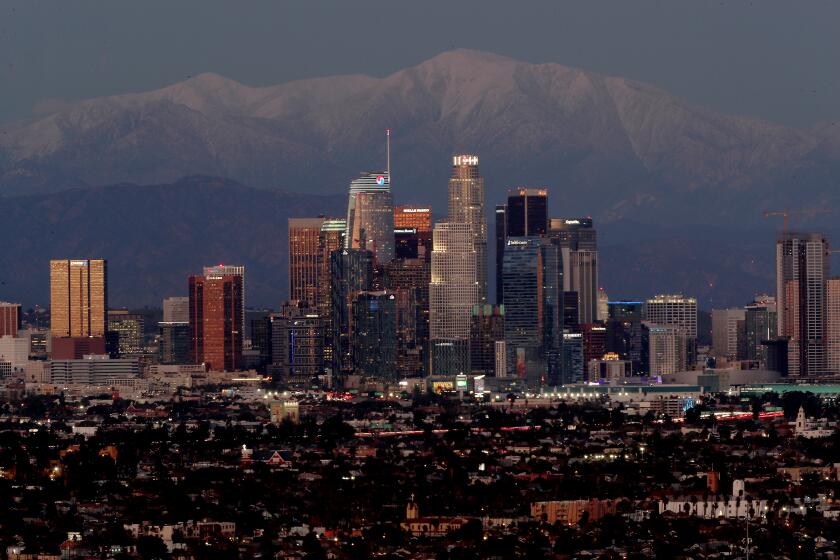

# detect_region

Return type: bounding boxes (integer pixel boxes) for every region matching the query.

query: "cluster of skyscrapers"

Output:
[11,148,840,389]
[276,148,704,387]
[709,231,840,377]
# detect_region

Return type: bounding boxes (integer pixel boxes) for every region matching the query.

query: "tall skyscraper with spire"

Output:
[448,155,487,302]
[345,132,394,264]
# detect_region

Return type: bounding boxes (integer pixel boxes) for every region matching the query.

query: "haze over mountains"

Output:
[1,49,839,308]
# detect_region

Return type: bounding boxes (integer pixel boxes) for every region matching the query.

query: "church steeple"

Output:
[795,405,807,433]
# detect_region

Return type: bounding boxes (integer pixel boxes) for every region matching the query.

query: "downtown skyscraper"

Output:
[188,272,244,372]
[501,237,563,384]
[287,217,347,365]
[448,155,487,302]
[0,302,21,337]
[496,188,548,306]
[288,217,326,307]
[204,264,245,339]
[385,207,432,376]
[643,294,698,368]
[549,217,598,326]
[506,188,548,237]
[345,172,394,264]
[49,259,108,338]
[330,248,374,374]
[429,222,480,375]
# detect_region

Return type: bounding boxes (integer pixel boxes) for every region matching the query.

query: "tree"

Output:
[136,535,169,559]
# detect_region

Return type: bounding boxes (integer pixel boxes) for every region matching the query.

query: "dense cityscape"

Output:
[1,143,840,559]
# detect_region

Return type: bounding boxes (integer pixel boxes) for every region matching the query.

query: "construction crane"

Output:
[763,208,831,233]
[763,210,790,233]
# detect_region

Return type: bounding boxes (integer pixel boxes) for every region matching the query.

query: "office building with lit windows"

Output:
[549,218,598,325]
[330,248,374,374]
[429,222,479,375]
[644,294,698,366]
[744,295,777,365]
[502,237,562,385]
[50,259,108,338]
[776,232,829,376]
[448,155,487,301]
[506,188,547,237]
[346,172,394,264]
[351,291,398,379]
[288,217,326,306]
[470,304,505,377]
[188,273,243,371]
[0,302,21,338]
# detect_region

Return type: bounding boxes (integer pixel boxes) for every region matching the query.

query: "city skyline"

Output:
[5,5,840,559]
[16,149,840,382]
[5,44,840,309]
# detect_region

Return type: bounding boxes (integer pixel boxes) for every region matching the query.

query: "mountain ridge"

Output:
[2,48,838,227]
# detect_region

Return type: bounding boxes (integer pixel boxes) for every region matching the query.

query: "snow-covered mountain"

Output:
[3,49,839,224]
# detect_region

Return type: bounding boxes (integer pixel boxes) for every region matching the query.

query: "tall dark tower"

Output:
[495,204,507,305]
[506,188,547,237]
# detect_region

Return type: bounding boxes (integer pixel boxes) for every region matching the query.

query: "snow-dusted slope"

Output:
[1,49,838,223]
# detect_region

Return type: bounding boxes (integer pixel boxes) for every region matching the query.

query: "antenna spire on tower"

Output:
[386,128,391,178]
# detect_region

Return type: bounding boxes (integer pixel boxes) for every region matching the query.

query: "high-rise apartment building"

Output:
[643,294,698,338]
[776,232,830,376]
[647,323,688,376]
[346,172,394,264]
[506,188,547,237]
[711,308,746,360]
[0,302,21,337]
[827,279,840,374]
[188,273,244,371]
[448,155,487,302]
[429,222,480,375]
[644,294,697,366]
[50,259,108,338]
[162,297,189,323]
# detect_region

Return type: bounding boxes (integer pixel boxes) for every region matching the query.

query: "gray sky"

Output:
[2,0,838,128]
